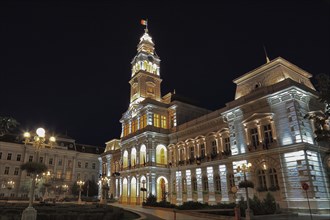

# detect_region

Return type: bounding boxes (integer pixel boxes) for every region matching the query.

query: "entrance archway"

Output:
[156,176,168,202]
[130,177,137,204]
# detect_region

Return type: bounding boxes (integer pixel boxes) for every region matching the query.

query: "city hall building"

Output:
[99,29,330,212]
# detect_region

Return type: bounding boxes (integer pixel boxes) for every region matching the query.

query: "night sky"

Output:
[1,1,329,147]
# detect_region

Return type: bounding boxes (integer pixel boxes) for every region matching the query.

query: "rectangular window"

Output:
[250,128,259,147]
[92,163,96,169]
[190,146,194,159]
[29,155,33,162]
[49,158,53,165]
[211,140,217,154]
[224,138,231,152]
[0,152,2,159]
[154,113,160,127]
[7,153,12,160]
[263,124,273,144]
[16,154,21,161]
[68,160,72,168]
[131,119,137,133]
[4,167,9,175]
[14,167,19,175]
[78,161,81,168]
[179,148,185,161]
[161,115,167,129]
[77,173,81,180]
[139,114,147,129]
[200,144,205,158]
[123,123,130,136]
[85,162,88,168]
[39,157,43,163]
[58,159,62,166]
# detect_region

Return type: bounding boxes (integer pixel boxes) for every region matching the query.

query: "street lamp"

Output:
[42,171,51,201]
[237,162,253,220]
[62,184,68,199]
[22,128,56,220]
[77,180,84,204]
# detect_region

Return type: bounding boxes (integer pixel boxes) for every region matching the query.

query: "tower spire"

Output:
[263,45,270,63]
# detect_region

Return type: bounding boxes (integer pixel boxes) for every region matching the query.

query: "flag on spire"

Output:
[141,19,148,26]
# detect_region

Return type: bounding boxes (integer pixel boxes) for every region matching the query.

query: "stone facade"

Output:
[0,135,101,200]
[99,29,330,213]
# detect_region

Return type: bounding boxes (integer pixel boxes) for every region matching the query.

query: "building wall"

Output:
[0,140,100,199]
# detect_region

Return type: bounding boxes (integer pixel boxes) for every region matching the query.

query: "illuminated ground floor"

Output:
[104,143,330,213]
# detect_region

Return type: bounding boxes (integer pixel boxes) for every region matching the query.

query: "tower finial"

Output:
[141,19,148,32]
[263,45,270,63]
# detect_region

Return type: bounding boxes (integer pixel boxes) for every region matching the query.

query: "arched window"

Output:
[123,151,128,168]
[258,169,267,190]
[214,174,221,192]
[160,148,165,164]
[202,176,209,191]
[140,145,146,165]
[269,168,279,187]
[131,148,137,167]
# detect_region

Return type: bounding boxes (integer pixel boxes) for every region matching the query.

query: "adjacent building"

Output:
[100,28,330,213]
[0,133,101,199]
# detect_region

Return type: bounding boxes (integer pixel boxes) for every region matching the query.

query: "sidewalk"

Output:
[111,203,221,220]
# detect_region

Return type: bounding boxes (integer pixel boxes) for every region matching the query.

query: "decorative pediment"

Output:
[242,113,274,124]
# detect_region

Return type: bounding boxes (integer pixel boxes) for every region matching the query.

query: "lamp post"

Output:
[62,184,68,200]
[21,127,56,220]
[77,180,84,204]
[237,162,252,220]
[7,180,15,198]
[42,171,51,201]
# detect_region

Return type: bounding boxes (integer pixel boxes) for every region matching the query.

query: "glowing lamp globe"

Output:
[36,128,46,137]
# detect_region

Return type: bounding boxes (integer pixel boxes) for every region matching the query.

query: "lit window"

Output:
[154,114,160,127]
[123,123,129,136]
[140,114,147,129]
[161,115,167,129]
[132,119,137,133]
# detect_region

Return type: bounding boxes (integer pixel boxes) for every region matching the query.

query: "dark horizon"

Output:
[1,1,329,147]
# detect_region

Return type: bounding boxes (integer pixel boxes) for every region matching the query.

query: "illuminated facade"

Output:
[0,135,101,199]
[100,29,330,213]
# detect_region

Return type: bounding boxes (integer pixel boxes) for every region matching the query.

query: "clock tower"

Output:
[129,29,162,106]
